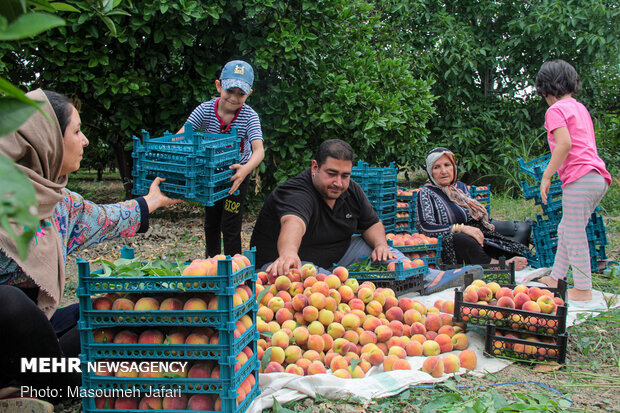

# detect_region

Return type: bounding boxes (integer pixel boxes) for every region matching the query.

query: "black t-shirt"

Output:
[250,168,379,269]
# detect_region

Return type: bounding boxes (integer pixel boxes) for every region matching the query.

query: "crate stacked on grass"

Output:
[453,272,568,364]
[77,247,259,413]
[346,257,428,295]
[351,161,398,233]
[518,154,609,271]
[132,123,240,206]
[468,185,491,215]
[387,233,443,269]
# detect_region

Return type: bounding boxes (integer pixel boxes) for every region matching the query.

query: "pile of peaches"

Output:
[386,232,438,248]
[256,264,478,379]
[458,279,565,334]
[489,328,562,361]
[397,188,421,197]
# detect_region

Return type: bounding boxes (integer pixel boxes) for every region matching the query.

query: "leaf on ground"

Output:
[533,362,562,372]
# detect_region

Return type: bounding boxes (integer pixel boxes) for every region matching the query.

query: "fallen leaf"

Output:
[533,362,563,372]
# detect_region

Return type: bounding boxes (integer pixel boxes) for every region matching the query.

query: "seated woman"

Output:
[416,147,529,270]
[0,89,181,411]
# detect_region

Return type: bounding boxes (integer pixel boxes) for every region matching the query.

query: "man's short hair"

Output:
[314,139,354,167]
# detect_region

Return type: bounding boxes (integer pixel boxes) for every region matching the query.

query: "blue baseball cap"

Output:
[220,60,254,95]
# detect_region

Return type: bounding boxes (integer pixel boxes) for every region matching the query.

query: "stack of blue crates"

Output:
[519,155,608,271]
[77,247,259,413]
[469,185,491,215]
[395,188,417,233]
[352,161,398,232]
[132,123,240,206]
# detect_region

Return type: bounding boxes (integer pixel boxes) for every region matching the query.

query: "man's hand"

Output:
[371,244,395,262]
[461,225,484,247]
[266,253,302,278]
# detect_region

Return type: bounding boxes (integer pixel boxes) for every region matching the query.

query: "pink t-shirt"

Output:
[545,97,611,187]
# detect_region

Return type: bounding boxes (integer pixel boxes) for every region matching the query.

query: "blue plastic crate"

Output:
[77,248,255,296]
[132,123,240,206]
[348,260,428,282]
[80,354,259,396]
[521,179,563,204]
[518,154,555,180]
[80,320,258,362]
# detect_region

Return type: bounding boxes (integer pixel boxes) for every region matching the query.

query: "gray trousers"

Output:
[260,235,438,285]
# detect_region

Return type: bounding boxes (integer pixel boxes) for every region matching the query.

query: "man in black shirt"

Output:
[251,139,402,276]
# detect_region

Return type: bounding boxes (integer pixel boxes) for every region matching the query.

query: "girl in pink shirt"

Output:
[535,60,611,301]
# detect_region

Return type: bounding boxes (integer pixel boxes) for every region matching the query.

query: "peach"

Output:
[301,263,318,280]
[437,325,455,338]
[273,275,291,292]
[459,349,477,370]
[93,328,116,343]
[442,353,461,373]
[113,329,138,344]
[410,321,426,336]
[284,345,303,364]
[344,278,359,293]
[372,291,386,306]
[325,274,342,290]
[513,292,531,310]
[359,330,378,346]
[333,368,352,378]
[495,287,514,300]
[422,339,440,356]
[92,296,113,311]
[289,281,304,297]
[405,340,423,356]
[497,296,515,308]
[311,281,330,296]
[426,306,440,315]
[388,346,407,359]
[271,330,290,348]
[337,285,355,303]
[347,298,365,312]
[138,329,164,344]
[463,286,479,303]
[513,284,528,295]
[348,364,365,378]
[388,320,404,337]
[308,320,325,336]
[291,293,309,312]
[362,316,382,331]
[160,297,184,311]
[290,326,308,346]
[325,296,338,312]
[435,333,453,353]
[365,300,383,317]
[477,286,493,302]
[426,331,438,341]
[114,397,139,409]
[257,306,274,323]
[187,394,214,411]
[374,325,393,342]
[285,363,304,376]
[268,346,286,364]
[321,333,333,352]
[382,354,399,371]
[318,309,334,326]
[188,362,211,378]
[356,286,374,304]
[267,296,285,313]
[333,338,350,355]
[185,332,209,345]
[522,300,541,313]
[333,266,349,283]
[341,313,361,330]
[306,335,325,352]
[425,314,441,332]
[274,308,293,325]
[486,282,500,295]
[184,297,207,311]
[327,322,345,339]
[411,334,426,344]
[263,361,285,373]
[536,295,556,314]
[111,297,134,311]
[329,355,349,371]
[439,313,453,326]
[422,355,444,378]
[385,306,404,322]
[307,361,327,375]
[527,286,544,302]
[303,306,319,323]
[451,333,469,350]
[441,300,455,314]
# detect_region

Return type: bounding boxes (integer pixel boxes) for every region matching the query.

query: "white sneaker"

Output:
[0,398,54,413]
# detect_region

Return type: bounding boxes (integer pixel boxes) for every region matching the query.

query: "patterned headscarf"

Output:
[425,147,495,231]
[0,89,68,318]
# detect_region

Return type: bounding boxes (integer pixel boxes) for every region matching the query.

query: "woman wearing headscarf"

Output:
[416,147,529,270]
[0,89,180,410]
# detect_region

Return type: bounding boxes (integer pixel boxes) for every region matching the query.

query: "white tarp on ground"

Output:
[246,267,619,413]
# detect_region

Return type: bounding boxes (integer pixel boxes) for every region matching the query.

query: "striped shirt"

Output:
[185,97,263,164]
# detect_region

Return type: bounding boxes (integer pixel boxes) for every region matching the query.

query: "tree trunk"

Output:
[111,135,133,200]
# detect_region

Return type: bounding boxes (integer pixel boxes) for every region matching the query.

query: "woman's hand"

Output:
[461,225,484,246]
[143,177,183,212]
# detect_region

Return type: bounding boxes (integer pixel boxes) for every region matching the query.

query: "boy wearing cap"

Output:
[178,60,264,257]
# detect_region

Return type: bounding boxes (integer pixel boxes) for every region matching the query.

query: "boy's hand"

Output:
[228,164,248,194]
[540,177,550,204]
